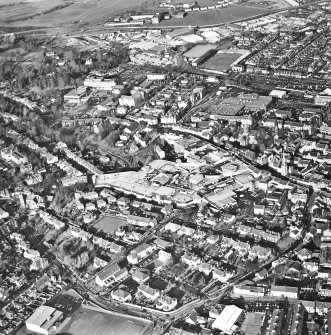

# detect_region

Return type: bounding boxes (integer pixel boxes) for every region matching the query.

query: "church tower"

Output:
[281,150,288,176]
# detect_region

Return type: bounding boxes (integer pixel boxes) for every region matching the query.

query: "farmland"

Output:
[0,0,66,24]
[2,0,149,28]
[0,0,270,29]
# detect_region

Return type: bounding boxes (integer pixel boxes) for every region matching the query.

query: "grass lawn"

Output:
[93,215,127,235]
[159,5,269,27]
[59,305,153,335]
[202,52,243,72]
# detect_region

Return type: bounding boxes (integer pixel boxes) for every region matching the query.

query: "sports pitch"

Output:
[202,52,243,72]
[60,305,153,335]
[93,215,127,235]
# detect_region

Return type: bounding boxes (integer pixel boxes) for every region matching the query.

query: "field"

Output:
[3,0,149,28]
[0,0,64,24]
[241,0,291,10]
[93,215,127,235]
[202,52,243,72]
[160,5,269,27]
[59,305,153,335]
[0,0,270,28]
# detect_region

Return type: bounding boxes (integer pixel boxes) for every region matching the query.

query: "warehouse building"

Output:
[212,305,244,333]
[25,305,63,335]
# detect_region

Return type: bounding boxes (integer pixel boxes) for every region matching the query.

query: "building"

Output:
[270,285,298,299]
[212,305,244,332]
[111,287,132,303]
[156,294,177,311]
[63,86,87,104]
[127,215,156,227]
[84,76,116,91]
[95,263,121,287]
[25,306,63,335]
[269,89,287,99]
[127,243,155,264]
[233,285,265,297]
[137,284,160,300]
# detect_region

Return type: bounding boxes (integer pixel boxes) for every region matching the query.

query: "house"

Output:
[181,253,201,268]
[256,268,268,280]
[93,257,108,269]
[112,267,128,282]
[30,258,49,272]
[137,284,160,300]
[111,287,132,303]
[164,222,181,232]
[81,191,98,201]
[177,226,195,237]
[153,238,173,249]
[95,263,121,287]
[0,208,9,219]
[127,215,156,227]
[108,242,124,254]
[290,226,302,240]
[158,250,172,264]
[297,248,312,261]
[132,269,150,284]
[213,269,233,283]
[35,275,51,293]
[199,262,213,275]
[209,306,222,319]
[127,243,155,264]
[207,235,219,244]
[85,202,96,211]
[300,300,315,314]
[23,249,40,260]
[249,246,271,260]
[316,301,331,315]
[254,204,265,215]
[156,295,177,311]
[302,261,318,273]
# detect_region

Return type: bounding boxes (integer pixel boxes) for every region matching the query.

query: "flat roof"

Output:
[270,285,298,293]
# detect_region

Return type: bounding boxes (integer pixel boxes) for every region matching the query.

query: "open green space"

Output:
[159,5,268,27]
[93,215,127,235]
[59,305,153,335]
[202,52,243,72]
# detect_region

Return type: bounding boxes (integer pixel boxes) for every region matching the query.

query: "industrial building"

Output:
[25,305,63,335]
[212,305,244,332]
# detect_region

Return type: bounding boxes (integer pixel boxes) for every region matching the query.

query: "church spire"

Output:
[281,150,288,176]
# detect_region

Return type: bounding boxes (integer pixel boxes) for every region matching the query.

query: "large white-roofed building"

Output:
[25,305,63,335]
[212,305,243,333]
[95,160,201,207]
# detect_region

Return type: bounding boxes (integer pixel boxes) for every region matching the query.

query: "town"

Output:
[0,0,331,335]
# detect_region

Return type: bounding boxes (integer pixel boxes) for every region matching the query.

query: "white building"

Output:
[25,306,63,335]
[233,285,265,297]
[137,284,160,300]
[111,287,132,303]
[212,305,243,332]
[270,285,298,299]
